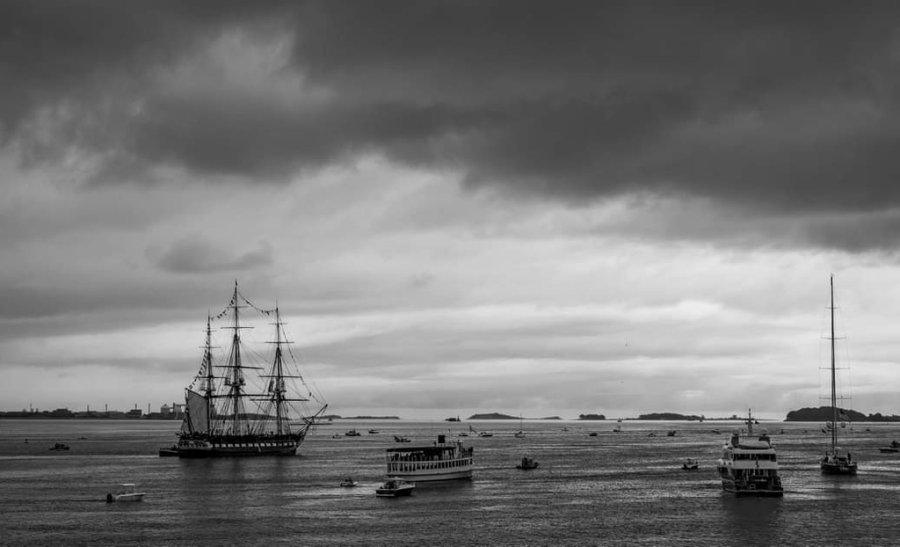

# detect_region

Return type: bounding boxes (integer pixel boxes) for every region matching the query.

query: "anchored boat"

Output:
[820,275,858,475]
[106,483,145,503]
[160,282,327,457]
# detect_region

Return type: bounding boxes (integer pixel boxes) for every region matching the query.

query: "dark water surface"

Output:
[2,419,900,546]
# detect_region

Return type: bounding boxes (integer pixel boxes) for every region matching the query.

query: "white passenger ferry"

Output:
[716,410,783,497]
[385,435,473,481]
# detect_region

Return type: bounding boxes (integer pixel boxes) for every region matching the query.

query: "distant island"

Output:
[320,415,400,420]
[466,412,560,420]
[785,406,900,422]
[635,413,704,421]
[578,413,606,420]
[468,413,517,420]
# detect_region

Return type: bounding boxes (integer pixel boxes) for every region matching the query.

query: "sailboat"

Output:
[820,275,858,475]
[514,414,525,438]
[160,282,327,457]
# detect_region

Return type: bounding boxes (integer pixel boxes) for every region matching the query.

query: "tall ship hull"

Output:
[160,282,327,458]
[168,434,306,457]
[385,435,473,482]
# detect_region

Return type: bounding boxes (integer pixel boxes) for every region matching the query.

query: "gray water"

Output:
[2,419,899,546]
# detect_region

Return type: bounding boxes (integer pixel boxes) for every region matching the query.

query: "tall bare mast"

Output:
[829,275,838,451]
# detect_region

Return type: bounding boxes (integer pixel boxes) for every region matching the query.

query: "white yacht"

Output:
[716,410,783,496]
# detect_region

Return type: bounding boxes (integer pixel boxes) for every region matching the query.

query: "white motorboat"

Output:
[375,479,415,497]
[106,483,145,503]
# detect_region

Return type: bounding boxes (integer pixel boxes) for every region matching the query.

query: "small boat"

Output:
[106,483,145,503]
[393,435,411,443]
[612,425,622,433]
[478,431,493,438]
[682,458,699,471]
[158,446,179,457]
[880,440,900,453]
[375,479,415,497]
[49,443,70,451]
[368,429,379,434]
[588,432,598,437]
[516,456,539,470]
[340,478,358,487]
[345,429,361,437]
[666,430,677,437]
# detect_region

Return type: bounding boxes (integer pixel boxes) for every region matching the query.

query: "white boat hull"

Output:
[113,493,145,502]
[385,436,474,482]
[387,468,473,482]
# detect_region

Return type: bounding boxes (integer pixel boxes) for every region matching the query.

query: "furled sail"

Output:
[185,389,208,434]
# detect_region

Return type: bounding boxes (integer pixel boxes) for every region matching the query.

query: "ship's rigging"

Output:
[168,282,326,456]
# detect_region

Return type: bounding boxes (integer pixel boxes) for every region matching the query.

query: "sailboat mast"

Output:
[830,275,838,450]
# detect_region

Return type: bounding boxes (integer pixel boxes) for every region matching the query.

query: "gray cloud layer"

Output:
[4,1,900,239]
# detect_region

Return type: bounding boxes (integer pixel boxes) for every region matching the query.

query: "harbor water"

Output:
[2,419,900,546]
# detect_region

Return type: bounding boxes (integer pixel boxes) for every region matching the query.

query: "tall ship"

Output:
[716,410,784,496]
[385,435,474,481]
[160,282,327,457]
[820,275,858,475]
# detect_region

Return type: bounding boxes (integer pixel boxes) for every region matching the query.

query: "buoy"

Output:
[106,493,113,503]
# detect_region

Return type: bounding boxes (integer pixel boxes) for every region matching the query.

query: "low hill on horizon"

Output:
[468,412,517,420]
[785,406,900,422]
[635,413,704,421]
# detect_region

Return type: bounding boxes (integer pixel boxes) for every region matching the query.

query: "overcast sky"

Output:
[3,1,900,420]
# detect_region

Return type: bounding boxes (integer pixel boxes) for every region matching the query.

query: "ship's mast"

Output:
[273,306,287,435]
[830,275,838,451]
[227,281,248,435]
[203,315,215,434]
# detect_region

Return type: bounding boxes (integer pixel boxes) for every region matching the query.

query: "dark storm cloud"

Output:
[5,1,900,215]
[149,236,273,274]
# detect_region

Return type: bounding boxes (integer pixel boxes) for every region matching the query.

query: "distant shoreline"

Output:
[6,407,900,421]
